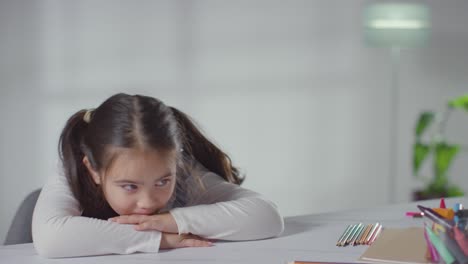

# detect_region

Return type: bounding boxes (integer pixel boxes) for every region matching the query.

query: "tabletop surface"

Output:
[1,197,464,264]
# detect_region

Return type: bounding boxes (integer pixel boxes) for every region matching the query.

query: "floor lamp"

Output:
[363,2,430,203]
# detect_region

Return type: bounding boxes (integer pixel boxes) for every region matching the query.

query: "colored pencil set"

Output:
[416,198,468,263]
[336,222,383,247]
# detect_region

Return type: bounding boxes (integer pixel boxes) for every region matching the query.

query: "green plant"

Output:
[413,94,468,199]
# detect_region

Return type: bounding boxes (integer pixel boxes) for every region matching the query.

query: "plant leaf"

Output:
[434,142,460,185]
[415,112,435,138]
[448,94,468,112]
[413,142,430,176]
[446,185,464,197]
[425,183,446,197]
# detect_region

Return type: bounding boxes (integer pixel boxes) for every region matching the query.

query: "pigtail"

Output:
[58,110,102,211]
[169,107,244,185]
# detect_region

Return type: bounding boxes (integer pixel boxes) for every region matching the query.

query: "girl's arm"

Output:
[169,170,285,240]
[31,173,161,258]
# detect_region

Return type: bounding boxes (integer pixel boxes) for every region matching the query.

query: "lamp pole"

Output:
[389,46,400,203]
[364,2,429,204]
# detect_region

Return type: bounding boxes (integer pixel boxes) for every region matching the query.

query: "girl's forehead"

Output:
[105,147,177,176]
[118,147,175,160]
[109,146,177,161]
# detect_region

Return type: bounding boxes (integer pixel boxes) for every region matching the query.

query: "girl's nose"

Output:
[136,193,157,212]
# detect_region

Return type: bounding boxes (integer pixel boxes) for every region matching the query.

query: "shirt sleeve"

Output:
[31,173,161,258]
[169,171,284,241]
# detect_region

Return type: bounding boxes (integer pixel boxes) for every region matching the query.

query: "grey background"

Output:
[1,0,468,243]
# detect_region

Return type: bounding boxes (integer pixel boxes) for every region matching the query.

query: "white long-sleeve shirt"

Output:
[32,165,284,258]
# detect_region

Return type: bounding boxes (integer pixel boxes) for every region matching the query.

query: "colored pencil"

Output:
[336,224,352,246]
[368,224,383,244]
[346,223,362,245]
[365,223,379,244]
[351,224,365,246]
[358,224,372,245]
[339,224,357,246]
[354,224,368,245]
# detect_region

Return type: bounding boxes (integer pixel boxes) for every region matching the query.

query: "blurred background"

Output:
[1,0,468,244]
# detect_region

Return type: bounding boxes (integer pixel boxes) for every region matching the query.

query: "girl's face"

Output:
[84,148,177,216]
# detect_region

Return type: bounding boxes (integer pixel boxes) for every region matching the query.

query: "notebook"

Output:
[358,227,432,264]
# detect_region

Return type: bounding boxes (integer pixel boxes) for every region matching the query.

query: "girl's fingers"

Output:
[160,233,213,249]
[114,213,178,233]
[134,221,159,231]
[110,214,148,224]
[179,238,213,248]
[135,214,177,232]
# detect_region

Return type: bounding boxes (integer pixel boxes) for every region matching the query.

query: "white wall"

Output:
[1,0,468,244]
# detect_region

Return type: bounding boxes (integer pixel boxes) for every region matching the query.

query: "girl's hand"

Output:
[109,213,178,233]
[160,233,213,249]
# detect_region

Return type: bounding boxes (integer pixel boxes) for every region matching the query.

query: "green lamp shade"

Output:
[364,3,430,47]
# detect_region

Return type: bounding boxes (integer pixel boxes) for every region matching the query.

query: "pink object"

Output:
[440,198,446,209]
[423,224,440,262]
[405,211,424,217]
[453,227,468,255]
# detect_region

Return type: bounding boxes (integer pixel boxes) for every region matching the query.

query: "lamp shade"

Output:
[363,3,430,47]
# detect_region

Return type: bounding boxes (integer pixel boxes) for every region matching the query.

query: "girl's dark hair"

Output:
[59,93,243,213]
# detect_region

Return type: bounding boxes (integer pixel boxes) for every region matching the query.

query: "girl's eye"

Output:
[155,179,170,187]
[122,184,138,191]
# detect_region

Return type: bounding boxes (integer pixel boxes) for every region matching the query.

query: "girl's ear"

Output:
[83,156,101,185]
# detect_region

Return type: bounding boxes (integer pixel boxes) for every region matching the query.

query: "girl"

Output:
[32,93,284,258]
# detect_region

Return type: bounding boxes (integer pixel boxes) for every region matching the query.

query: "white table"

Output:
[1,198,465,264]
